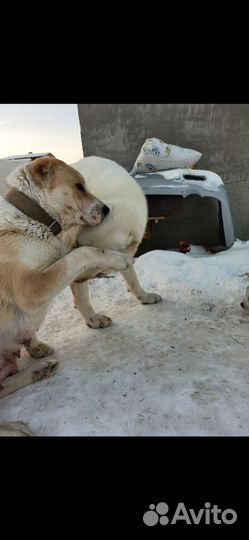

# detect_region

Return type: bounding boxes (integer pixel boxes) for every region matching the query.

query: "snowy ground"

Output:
[0,240,248,436]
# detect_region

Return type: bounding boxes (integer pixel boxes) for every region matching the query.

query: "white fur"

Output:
[7,163,41,203]
[67,157,161,330]
[6,163,71,229]
[72,156,148,250]
[0,196,67,267]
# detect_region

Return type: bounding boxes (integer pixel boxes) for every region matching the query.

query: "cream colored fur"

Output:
[0,156,134,435]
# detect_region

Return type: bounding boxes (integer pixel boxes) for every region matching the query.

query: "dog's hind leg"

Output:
[120,265,162,304]
[0,358,58,399]
[25,335,54,359]
[119,241,161,304]
[0,422,33,436]
[71,281,112,329]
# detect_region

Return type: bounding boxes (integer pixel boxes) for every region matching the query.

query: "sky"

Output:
[0,104,83,163]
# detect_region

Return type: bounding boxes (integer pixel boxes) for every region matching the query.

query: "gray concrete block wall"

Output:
[77,104,249,240]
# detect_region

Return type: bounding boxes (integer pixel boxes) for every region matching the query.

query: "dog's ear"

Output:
[27,157,55,178]
[47,152,56,158]
[6,157,56,189]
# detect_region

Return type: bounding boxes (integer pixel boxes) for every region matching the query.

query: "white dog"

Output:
[60,156,162,329]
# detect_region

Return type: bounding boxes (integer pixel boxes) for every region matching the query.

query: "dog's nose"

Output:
[102,204,110,217]
[241,302,245,309]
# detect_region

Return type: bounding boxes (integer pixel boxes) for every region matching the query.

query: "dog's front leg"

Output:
[14,247,134,312]
[71,281,112,329]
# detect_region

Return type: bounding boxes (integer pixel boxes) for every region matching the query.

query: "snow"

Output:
[0,240,248,436]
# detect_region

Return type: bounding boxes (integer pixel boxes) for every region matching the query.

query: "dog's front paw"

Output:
[28,342,54,359]
[86,314,112,329]
[141,292,162,304]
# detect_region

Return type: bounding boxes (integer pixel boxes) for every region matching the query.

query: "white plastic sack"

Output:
[131,137,202,174]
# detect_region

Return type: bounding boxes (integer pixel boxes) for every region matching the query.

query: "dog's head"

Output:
[7,156,109,230]
[240,285,249,312]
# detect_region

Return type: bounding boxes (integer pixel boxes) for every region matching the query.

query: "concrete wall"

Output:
[77,104,249,239]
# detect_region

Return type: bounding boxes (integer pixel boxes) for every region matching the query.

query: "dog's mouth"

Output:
[62,204,110,228]
[79,215,101,226]
[79,204,110,226]
[79,214,102,226]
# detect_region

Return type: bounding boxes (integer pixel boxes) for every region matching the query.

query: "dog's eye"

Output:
[75,183,85,192]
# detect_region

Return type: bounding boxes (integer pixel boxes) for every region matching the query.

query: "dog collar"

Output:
[5,188,62,236]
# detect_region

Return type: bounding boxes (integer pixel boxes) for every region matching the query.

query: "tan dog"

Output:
[0,156,134,435]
